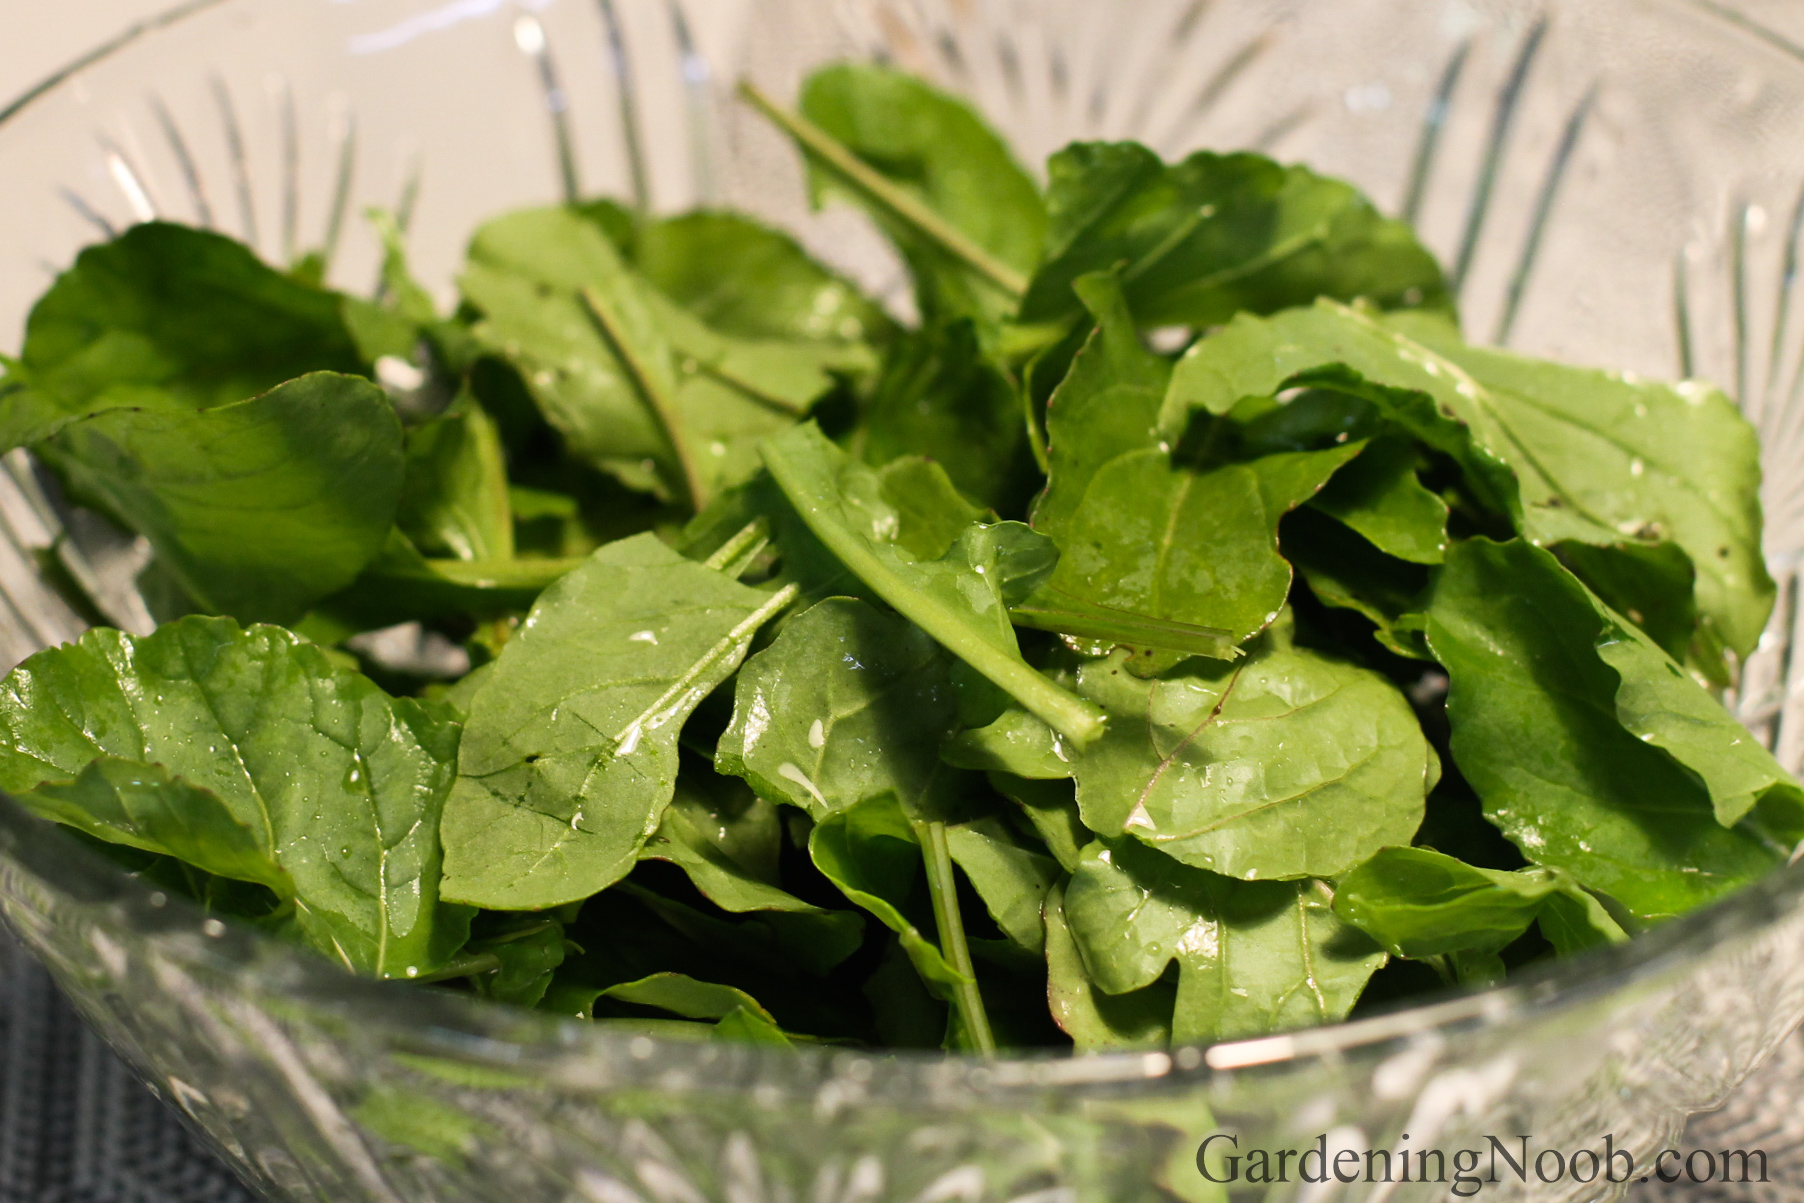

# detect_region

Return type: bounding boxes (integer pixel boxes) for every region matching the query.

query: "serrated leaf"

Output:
[1019,442,1361,656]
[439,534,794,910]
[1426,539,1786,921]
[1063,840,1383,1044]
[1072,634,1430,881]
[1333,846,1626,960]
[1020,142,1448,331]
[0,617,466,977]
[717,597,964,819]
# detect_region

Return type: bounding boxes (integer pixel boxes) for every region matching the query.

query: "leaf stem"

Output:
[705,518,772,576]
[425,558,586,590]
[414,952,500,983]
[580,284,708,512]
[762,440,1107,748]
[915,819,996,1055]
[1020,375,1051,475]
[736,80,1030,301]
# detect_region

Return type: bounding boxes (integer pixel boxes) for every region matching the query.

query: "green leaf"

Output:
[1167,301,1773,658]
[943,816,1060,953]
[1043,879,1173,1051]
[599,971,782,1024]
[761,423,1106,747]
[1595,601,1804,830]
[1062,840,1383,1044]
[1281,507,1432,660]
[1333,846,1626,960]
[17,758,291,895]
[1426,539,1786,921]
[808,793,965,991]
[439,534,796,910]
[633,209,894,346]
[397,390,515,562]
[1308,435,1448,564]
[460,208,858,508]
[876,457,988,561]
[715,1006,794,1046]
[1019,441,1361,656]
[312,530,581,629]
[1161,302,1519,521]
[0,617,467,977]
[1397,316,1773,659]
[640,770,866,971]
[1031,272,1172,542]
[988,773,1088,873]
[784,64,1045,327]
[42,371,403,625]
[6,221,362,450]
[470,922,571,1008]
[943,709,1075,780]
[1019,143,1448,331]
[716,597,965,819]
[1072,634,1430,881]
[863,319,1030,511]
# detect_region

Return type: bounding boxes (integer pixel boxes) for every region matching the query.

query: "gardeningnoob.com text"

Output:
[1195,1133,1769,1196]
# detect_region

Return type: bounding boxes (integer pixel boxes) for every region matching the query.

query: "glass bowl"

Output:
[6,2,1804,1201]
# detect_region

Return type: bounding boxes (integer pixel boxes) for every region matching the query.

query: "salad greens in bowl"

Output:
[6,1,1804,1200]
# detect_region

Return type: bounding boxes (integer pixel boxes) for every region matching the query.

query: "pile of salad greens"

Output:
[0,62,1796,1055]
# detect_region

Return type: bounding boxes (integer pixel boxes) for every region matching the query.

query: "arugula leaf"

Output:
[716,597,965,819]
[598,971,783,1024]
[863,320,1030,511]
[17,758,290,896]
[1282,507,1433,660]
[43,372,402,625]
[943,816,1060,954]
[0,617,467,977]
[761,423,1106,747]
[641,770,866,973]
[311,530,580,630]
[1073,630,1430,880]
[755,65,1044,330]
[1308,435,1448,564]
[1161,302,1518,519]
[944,709,1075,780]
[876,457,987,561]
[469,921,572,1008]
[1019,143,1448,331]
[461,208,860,508]
[1031,273,1171,541]
[633,210,894,346]
[1018,441,1361,657]
[1426,539,1787,920]
[5,221,362,450]
[1167,301,1773,659]
[1596,598,1804,830]
[988,773,1089,873]
[808,794,966,992]
[397,389,515,562]
[1043,879,1173,1051]
[439,534,797,910]
[1397,315,1773,660]
[1062,840,1383,1044]
[1333,846,1626,960]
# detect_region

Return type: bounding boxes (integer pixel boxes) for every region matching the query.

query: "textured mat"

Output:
[0,930,252,1203]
